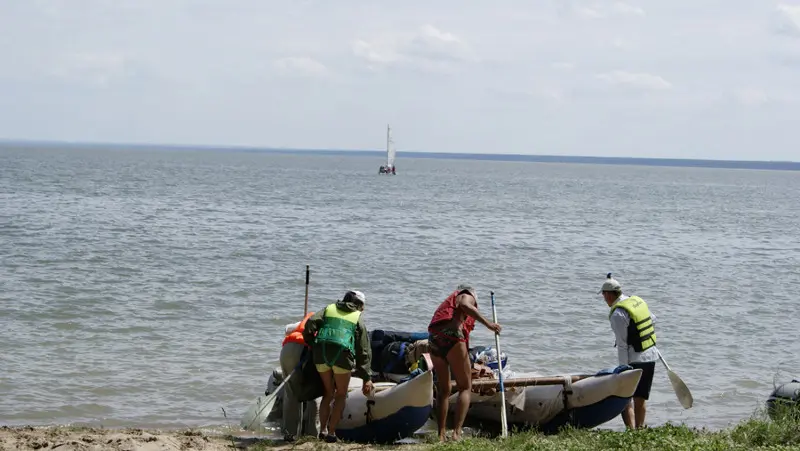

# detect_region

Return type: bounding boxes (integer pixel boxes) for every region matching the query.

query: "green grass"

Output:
[230,404,800,450]
[424,405,800,451]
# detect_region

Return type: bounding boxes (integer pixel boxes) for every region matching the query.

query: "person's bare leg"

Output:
[448,342,471,441]
[431,354,451,442]
[621,399,634,429]
[633,397,647,429]
[318,369,334,436]
[328,372,352,437]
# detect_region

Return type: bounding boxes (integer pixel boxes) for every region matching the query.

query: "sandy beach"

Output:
[0,426,414,451]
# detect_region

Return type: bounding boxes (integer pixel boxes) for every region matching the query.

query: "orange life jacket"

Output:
[282,311,315,347]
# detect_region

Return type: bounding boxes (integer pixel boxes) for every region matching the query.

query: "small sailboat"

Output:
[378,124,397,175]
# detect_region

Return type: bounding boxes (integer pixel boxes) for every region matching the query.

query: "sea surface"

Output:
[1,145,798,434]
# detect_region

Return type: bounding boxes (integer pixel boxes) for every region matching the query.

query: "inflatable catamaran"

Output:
[243,328,643,443]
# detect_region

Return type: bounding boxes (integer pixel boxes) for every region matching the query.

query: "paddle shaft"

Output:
[456,374,592,390]
[300,265,311,435]
[657,348,672,371]
[303,265,310,316]
[490,291,509,438]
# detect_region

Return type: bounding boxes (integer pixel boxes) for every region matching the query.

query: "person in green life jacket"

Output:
[302,290,374,443]
[599,273,659,429]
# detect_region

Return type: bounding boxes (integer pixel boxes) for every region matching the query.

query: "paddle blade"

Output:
[240,392,280,430]
[667,369,693,409]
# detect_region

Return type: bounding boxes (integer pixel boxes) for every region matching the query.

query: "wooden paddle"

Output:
[455,374,594,391]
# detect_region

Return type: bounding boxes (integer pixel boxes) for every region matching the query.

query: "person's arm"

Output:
[455,293,493,328]
[609,309,630,366]
[301,310,325,345]
[353,318,372,382]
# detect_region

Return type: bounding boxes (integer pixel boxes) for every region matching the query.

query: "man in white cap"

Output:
[599,273,658,429]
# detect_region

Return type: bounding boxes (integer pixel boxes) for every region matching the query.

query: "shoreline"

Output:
[2,409,798,451]
[0,425,417,450]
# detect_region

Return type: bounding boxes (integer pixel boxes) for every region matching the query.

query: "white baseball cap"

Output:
[345,290,366,305]
[598,273,622,294]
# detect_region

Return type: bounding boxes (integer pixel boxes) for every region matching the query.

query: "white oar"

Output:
[241,353,309,430]
[656,348,693,409]
[240,367,296,430]
[490,291,509,438]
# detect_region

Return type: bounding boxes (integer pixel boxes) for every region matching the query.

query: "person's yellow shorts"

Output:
[315,363,350,374]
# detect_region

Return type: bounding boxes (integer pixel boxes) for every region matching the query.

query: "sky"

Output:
[1,0,799,161]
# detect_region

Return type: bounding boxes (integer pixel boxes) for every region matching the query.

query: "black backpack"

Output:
[379,341,409,374]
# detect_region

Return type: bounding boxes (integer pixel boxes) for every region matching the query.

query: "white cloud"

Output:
[612,2,646,17]
[272,57,329,78]
[568,1,645,19]
[33,0,63,17]
[735,88,770,106]
[574,6,606,19]
[51,52,128,87]
[774,4,800,36]
[551,62,576,70]
[595,71,673,90]
[352,24,476,72]
[536,88,566,102]
[611,37,636,50]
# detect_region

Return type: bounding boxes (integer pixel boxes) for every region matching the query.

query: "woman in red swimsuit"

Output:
[427,284,502,441]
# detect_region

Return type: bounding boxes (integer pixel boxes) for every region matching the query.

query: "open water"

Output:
[1,145,798,433]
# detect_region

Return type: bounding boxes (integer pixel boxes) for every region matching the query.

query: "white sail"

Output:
[386,124,396,168]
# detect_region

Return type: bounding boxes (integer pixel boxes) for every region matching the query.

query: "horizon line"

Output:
[2,137,799,171]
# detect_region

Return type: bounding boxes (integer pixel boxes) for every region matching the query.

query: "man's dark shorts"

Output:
[630,361,656,400]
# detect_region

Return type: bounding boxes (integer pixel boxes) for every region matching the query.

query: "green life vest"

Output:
[609,295,656,352]
[316,303,361,366]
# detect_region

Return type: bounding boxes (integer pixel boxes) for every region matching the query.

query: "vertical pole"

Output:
[491,291,509,438]
[303,265,310,316]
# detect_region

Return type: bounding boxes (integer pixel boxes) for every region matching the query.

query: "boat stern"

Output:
[336,370,434,444]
